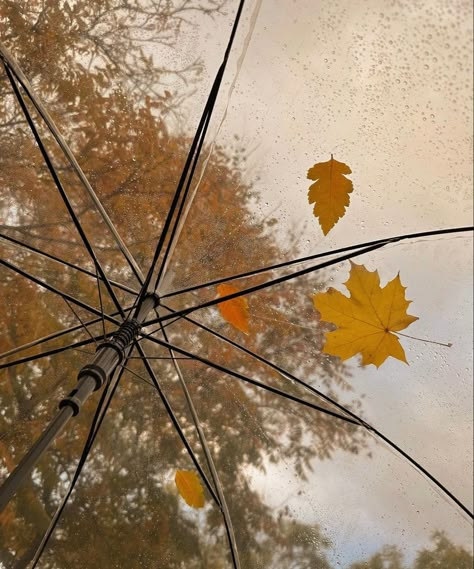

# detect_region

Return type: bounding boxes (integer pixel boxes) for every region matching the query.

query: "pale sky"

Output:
[180,0,474,564]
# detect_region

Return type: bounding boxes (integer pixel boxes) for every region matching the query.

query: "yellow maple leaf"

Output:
[307,155,353,235]
[313,262,418,367]
[175,470,205,508]
[217,283,249,334]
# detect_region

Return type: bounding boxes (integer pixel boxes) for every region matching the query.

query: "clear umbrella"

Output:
[0,1,472,568]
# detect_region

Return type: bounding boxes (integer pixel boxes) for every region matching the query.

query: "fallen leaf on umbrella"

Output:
[175,470,205,509]
[313,262,418,367]
[217,283,249,334]
[307,155,353,235]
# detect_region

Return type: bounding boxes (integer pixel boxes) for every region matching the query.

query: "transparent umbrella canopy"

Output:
[0,1,472,568]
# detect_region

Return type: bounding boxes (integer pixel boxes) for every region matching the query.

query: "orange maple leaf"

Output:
[313,263,418,367]
[175,470,205,509]
[307,155,353,235]
[217,283,249,334]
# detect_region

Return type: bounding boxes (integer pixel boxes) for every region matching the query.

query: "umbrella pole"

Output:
[0,294,159,513]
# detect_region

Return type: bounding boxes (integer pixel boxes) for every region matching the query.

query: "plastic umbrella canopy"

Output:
[0,0,472,567]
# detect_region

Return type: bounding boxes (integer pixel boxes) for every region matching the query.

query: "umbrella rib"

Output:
[128,355,192,360]
[133,343,221,506]
[157,1,262,295]
[162,304,358,423]
[162,305,474,518]
[153,94,213,292]
[4,65,126,319]
[30,356,131,567]
[147,241,391,327]
[158,322,241,569]
[0,43,144,285]
[116,356,221,509]
[140,333,359,426]
[118,362,156,388]
[0,233,138,295]
[0,257,123,325]
[0,306,131,362]
[142,332,474,520]
[162,226,474,299]
[63,298,98,347]
[155,0,247,288]
[0,335,100,371]
[95,264,107,339]
[153,0,246,291]
[133,0,246,307]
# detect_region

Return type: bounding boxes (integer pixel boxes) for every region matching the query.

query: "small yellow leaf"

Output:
[217,284,249,334]
[313,262,418,368]
[175,470,205,508]
[307,155,353,235]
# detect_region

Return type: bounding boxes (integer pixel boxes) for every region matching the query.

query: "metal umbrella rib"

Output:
[162,226,474,300]
[4,63,126,319]
[158,322,241,569]
[0,43,145,285]
[1,232,138,295]
[139,334,361,427]
[159,305,474,520]
[0,307,130,363]
[1,257,123,324]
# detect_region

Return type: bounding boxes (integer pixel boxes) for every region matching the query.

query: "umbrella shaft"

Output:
[0,406,73,512]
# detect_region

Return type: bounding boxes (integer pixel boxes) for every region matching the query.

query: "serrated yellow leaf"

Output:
[313,262,418,368]
[307,155,353,235]
[175,470,205,508]
[217,283,249,334]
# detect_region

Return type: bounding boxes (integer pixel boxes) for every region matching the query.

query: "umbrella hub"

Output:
[60,293,159,417]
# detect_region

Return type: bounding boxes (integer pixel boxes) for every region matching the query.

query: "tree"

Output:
[350,546,406,569]
[414,531,473,569]
[349,532,473,569]
[0,1,364,567]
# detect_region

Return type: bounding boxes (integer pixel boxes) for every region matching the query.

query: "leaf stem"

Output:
[395,332,452,348]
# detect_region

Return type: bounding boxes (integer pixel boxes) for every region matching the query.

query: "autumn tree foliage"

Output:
[349,532,473,569]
